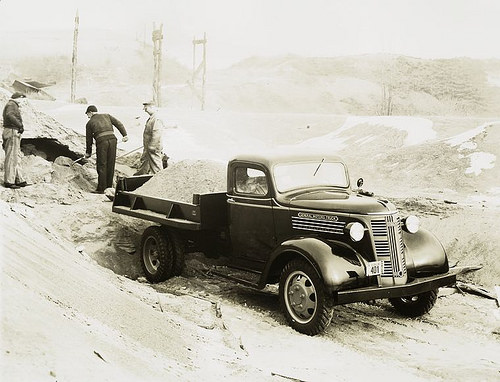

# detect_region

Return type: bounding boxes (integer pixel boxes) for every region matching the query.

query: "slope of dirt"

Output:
[0,200,276,382]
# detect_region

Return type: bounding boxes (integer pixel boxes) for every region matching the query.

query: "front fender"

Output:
[403,228,448,276]
[260,237,365,291]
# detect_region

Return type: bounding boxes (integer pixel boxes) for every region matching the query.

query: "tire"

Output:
[140,226,174,283]
[389,289,438,317]
[165,228,186,276]
[279,259,333,335]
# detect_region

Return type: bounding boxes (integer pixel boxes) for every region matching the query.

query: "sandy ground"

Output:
[1,105,500,381]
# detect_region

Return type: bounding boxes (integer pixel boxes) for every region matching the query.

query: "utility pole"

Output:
[152,23,163,107]
[190,32,207,111]
[70,9,79,103]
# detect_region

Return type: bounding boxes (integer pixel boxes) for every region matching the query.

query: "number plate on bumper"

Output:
[366,261,382,276]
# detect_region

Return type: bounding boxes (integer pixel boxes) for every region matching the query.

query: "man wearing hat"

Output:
[2,92,28,189]
[84,105,128,193]
[134,100,165,175]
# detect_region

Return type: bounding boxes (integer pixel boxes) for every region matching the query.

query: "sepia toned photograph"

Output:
[1,1,499,381]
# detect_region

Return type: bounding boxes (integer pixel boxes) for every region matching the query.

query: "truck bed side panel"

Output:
[112,176,228,231]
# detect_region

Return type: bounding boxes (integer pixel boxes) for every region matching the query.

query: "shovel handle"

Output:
[116,146,144,159]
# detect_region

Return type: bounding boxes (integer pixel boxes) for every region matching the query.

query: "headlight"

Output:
[347,222,365,242]
[403,215,420,233]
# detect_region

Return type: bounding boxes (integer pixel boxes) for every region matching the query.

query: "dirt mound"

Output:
[1,90,86,156]
[391,196,500,288]
[134,159,227,203]
[0,154,98,205]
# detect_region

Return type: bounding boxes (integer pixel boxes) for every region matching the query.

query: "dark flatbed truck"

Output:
[113,151,469,335]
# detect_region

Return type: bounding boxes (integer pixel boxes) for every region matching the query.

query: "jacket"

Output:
[2,100,23,131]
[85,113,127,155]
[143,113,164,153]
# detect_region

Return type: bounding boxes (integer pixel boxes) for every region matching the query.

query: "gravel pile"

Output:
[133,159,227,203]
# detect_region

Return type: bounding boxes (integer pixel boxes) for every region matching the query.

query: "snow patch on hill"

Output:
[340,116,436,146]
[465,152,496,175]
[446,121,500,176]
[299,116,435,150]
[446,123,489,147]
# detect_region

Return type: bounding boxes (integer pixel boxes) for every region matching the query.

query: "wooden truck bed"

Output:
[112,175,228,231]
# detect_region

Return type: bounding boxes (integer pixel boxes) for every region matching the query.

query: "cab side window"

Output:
[235,167,268,196]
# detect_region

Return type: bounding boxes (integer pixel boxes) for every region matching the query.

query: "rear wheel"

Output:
[279,259,333,335]
[165,228,186,276]
[141,226,174,283]
[389,289,438,317]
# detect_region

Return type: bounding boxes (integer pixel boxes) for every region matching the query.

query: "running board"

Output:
[210,268,261,289]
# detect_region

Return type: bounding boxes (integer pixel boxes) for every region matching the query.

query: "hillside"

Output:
[2,28,500,115]
[211,54,500,116]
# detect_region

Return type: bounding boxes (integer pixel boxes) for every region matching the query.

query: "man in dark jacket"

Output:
[84,105,128,193]
[2,92,28,189]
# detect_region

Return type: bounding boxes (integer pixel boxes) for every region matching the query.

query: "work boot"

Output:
[16,181,29,187]
[4,182,21,189]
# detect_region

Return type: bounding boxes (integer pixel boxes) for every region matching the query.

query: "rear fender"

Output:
[259,237,365,290]
[403,228,448,276]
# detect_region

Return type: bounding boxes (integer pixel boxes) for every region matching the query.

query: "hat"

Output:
[142,100,155,106]
[85,105,98,114]
[11,92,26,99]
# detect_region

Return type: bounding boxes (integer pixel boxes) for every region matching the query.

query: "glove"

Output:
[18,127,24,134]
[122,135,129,142]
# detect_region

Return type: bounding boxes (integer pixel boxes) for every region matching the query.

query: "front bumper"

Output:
[332,267,466,305]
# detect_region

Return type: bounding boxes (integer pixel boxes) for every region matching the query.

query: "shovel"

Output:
[116,145,143,159]
[72,154,94,165]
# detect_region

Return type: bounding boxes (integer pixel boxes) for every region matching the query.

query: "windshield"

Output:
[274,161,348,193]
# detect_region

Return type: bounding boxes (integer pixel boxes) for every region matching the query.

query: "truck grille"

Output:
[292,216,345,234]
[370,214,406,278]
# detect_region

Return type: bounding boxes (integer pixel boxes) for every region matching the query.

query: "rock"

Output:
[54,156,74,167]
[104,187,115,201]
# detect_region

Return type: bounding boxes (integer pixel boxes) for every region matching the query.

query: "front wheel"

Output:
[389,289,438,317]
[279,259,333,335]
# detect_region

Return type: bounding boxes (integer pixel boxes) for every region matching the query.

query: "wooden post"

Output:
[191,33,207,111]
[192,35,196,86]
[70,9,79,103]
[201,32,207,111]
[152,23,163,107]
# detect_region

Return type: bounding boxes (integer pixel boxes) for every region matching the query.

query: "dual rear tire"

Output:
[140,226,185,283]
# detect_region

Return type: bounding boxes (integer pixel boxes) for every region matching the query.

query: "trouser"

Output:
[134,148,163,175]
[2,128,25,185]
[95,137,117,191]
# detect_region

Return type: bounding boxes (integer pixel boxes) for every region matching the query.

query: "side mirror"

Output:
[356,178,364,188]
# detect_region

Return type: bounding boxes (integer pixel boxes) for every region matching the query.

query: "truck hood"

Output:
[282,190,396,214]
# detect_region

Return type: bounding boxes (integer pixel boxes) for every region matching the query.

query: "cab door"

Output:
[227,165,276,271]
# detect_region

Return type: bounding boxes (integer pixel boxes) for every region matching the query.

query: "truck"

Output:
[112,151,468,335]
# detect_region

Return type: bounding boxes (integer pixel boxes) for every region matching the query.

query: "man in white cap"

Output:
[134,100,164,175]
[2,92,28,189]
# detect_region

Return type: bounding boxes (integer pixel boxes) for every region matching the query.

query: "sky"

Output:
[1,0,500,68]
